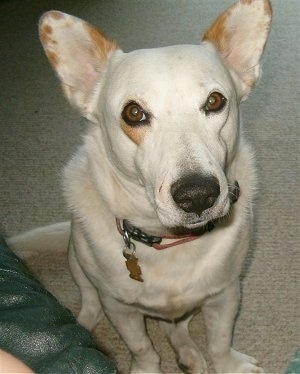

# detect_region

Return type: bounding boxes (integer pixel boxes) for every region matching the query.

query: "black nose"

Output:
[171,173,220,216]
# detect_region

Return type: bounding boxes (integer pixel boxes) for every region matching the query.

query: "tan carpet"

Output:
[0,1,299,373]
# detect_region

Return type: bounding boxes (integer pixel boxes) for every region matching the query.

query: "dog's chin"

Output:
[157,201,231,233]
[176,215,221,231]
[182,219,212,230]
[158,212,221,234]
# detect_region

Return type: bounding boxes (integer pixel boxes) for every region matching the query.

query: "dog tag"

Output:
[123,252,144,282]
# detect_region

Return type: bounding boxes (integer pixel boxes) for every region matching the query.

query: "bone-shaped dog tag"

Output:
[123,252,144,282]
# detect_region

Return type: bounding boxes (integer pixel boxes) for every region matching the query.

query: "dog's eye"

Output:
[204,92,227,114]
[122,102,149,126]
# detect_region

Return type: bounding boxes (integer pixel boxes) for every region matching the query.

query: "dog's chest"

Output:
[139,280,203,320]
[122,242,228,320]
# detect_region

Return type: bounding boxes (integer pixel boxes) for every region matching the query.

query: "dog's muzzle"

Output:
[171,173,220,217]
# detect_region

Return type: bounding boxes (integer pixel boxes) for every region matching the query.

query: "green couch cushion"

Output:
[286,349,300,374]
[0,238,116,373]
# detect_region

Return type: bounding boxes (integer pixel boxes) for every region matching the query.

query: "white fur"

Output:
[10,1,271,373]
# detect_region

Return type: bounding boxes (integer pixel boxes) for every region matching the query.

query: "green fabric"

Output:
[286,349,300,374]
[0,238,117,373]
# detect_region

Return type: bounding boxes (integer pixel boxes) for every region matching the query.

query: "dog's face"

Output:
[98,44,239,228]
[39,1,271,229]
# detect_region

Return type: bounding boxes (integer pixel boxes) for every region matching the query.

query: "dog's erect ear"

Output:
[203,0,272,98]
[39,11,118,117]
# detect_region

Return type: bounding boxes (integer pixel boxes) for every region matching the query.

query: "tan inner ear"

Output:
[202,0,272,91]
[202,10,229,55]
[87,26,118,63]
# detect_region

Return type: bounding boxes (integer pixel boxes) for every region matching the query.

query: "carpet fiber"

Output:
[0,1,299,373]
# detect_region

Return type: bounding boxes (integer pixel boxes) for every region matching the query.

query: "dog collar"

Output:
[116,218,212,250]
[117,180,240,251]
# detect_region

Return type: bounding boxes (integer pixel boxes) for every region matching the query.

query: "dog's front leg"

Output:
[104,300,161,373]
[69,225,104,331]
[160,316,208,374]
[202,279,264,373]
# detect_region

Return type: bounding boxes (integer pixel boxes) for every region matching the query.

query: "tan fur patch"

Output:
[43,24,53,35]
[50,11,64,20]
[121,122,148,145]
[87,25,118,62]
[46,51,59,67]
[40,25,54,46]
[202,9,230,54]
[263,0,272,17]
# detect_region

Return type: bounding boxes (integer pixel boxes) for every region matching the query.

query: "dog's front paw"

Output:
[77,305,104,331]
[213,348,264,373]
[177,345,208,374]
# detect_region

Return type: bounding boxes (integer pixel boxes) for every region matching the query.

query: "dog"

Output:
[9,1,272,372]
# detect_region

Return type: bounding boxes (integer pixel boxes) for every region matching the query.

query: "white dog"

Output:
[9,1,272,372]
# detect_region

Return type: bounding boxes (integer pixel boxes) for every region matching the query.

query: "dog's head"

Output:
[39,0,271,229]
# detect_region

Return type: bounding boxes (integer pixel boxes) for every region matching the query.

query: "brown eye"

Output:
[122,102,149,126]
[204,92,227,114]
